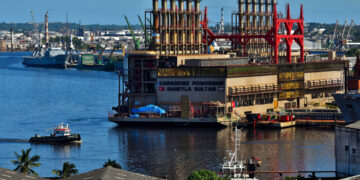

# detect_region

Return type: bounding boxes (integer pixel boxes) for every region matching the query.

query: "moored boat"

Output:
[29,122,81,143]
[23,47,67,68]
[219,127,260,180]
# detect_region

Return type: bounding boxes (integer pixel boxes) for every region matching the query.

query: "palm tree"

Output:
[103,158,122,169]
[52,162,78,178]
[11,148,41,176]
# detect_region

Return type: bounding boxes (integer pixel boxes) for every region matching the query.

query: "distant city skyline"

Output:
[0,0,359,26]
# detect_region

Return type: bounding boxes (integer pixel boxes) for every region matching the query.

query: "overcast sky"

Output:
[0,0,359,25]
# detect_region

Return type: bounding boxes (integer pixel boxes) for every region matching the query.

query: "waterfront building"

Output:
[118,51,347,120]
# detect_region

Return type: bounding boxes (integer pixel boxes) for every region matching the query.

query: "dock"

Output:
[233,119,345,129]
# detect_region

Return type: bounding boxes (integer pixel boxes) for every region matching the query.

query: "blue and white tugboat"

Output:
[29,122,81,143]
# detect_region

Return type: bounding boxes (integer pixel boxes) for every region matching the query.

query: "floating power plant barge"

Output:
[109,0,348,127]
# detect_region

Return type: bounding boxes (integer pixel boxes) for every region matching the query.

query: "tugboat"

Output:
[29,122,81,143]
[220,127,260,180]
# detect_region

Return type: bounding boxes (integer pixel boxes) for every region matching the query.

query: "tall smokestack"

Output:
[186,0,193,45]
[161,0,168,44]
[170,0,176,44]
[195,0,200,46]
[161,0,167,10]
[179,0,185,45]
[238,0,244,32]
[152,0,160,48]
[45,11,49,48]
[252,0,257,28]
[245,0,251,30]
[265,0,271,28]
[259,0,264,29]
[186,0,192,11]
[10,28,14,51]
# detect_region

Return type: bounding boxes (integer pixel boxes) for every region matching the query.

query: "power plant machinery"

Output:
[145,0,304,64]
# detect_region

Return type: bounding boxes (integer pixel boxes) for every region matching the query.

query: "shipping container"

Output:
[81,54,95,65]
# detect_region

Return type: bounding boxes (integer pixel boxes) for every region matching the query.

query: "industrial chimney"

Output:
[45,11,49,48]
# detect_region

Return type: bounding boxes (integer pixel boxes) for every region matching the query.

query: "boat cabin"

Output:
[53,123,71,137]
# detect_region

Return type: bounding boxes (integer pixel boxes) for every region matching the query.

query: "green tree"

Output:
[346,48,360,57]
[52,162,78,178]
[11,148,41,176]
[187,169,229,180]
[103,158,122,169]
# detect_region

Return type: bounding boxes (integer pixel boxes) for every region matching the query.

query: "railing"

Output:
[216,170,337,178]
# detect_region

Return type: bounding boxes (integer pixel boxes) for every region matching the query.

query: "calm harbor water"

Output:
[0,52,335,179]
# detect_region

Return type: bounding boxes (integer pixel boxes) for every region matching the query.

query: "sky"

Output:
[0,0,359,25]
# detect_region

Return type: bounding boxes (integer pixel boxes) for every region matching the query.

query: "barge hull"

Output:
[109,116,227,128]
[29,134,81,143]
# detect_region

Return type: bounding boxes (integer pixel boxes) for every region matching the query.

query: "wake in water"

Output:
[0,138,29,142]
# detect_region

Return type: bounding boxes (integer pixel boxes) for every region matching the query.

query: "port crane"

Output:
[30,11,40,48]
[124,15,140,50]
[329,20,358,51]
[346,20,355,40]
[138,15,151,44]
[332,20,339,41]
[97,45,107,64]
[341,20,348,40]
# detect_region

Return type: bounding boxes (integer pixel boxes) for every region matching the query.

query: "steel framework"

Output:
[202,3,304,64]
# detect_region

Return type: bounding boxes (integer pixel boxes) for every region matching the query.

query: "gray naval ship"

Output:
[23,47,67,68]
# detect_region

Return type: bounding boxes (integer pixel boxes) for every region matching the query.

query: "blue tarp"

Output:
[130,114,140,118]
[131,104,166,114]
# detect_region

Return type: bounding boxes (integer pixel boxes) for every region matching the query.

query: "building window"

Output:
[353,148,356,154]
[345,145,349,151]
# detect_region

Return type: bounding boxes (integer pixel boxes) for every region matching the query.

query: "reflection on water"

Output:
[31,143,81,159]
[109,127,334,180]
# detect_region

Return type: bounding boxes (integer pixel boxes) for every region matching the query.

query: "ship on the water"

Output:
[23,11,69,68]
[23,47,67,68]
[29,122,81,143]
[334,54,360,124]
[220,127,260,180]
[334,93,360,124]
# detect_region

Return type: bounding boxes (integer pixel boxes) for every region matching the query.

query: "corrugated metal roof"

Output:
[63,166,164,180]
[345,121,360,130]
[0,167,46,180]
